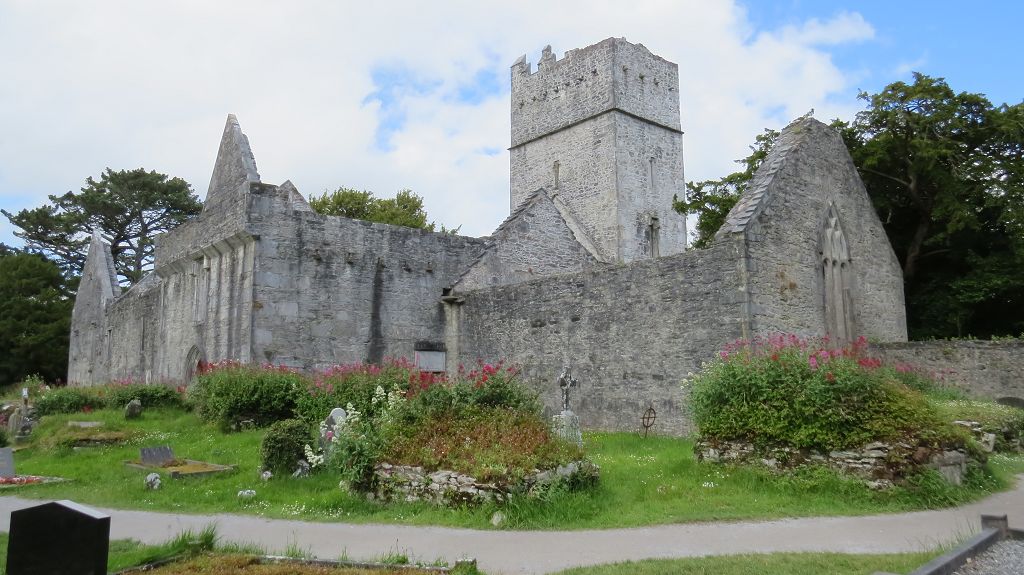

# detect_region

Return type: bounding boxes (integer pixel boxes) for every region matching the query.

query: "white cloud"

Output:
[0,1,875,242]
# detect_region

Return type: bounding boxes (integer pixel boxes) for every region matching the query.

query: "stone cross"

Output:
[557,366,578,412]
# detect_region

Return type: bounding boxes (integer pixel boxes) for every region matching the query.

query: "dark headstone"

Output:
[140,445,174,466]
[0,447,14,478]
[6,499,110,574]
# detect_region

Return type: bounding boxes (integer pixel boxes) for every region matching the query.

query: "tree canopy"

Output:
[309,187,454,232]
[0,248,73,386]
[3,168,202,286]
[677,73,1024,338]
[838,73,1024,338]
[674,129,778,248]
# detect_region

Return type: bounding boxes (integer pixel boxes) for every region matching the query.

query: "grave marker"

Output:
[140,445,175,466]
[6,499,110,574]
[0,447,14,478]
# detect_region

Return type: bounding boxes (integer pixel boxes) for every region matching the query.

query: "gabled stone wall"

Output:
[717,117,907,343]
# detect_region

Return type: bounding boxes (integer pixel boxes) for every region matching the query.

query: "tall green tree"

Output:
[674,129,778,248]
[3,168,201,286]
[838,74,1024,338]
[0,248,73,386]
[309,187,454,232]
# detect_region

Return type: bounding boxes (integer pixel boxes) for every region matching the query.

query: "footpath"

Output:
[1,481,1022,575]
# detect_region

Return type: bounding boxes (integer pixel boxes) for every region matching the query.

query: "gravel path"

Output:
[953,540,1024,575]
[1,479,1024,575]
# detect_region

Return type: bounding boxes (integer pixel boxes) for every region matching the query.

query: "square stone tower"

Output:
[510,37,687,263]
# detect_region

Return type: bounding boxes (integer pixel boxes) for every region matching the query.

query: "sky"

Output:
[1,1,1021,246]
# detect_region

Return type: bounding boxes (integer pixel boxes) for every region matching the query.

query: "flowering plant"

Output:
[689,334,958,451]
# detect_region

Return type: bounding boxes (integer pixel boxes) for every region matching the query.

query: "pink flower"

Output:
[720,351,729,360]
[808,356,818,370]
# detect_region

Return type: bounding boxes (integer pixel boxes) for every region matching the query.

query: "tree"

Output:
[674,129,778,248]
[838,73,1024,338]
[309,187,453,232]
[3,168,202,286]
[0,250,73,386]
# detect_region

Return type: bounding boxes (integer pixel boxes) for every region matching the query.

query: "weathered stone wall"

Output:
[104,274,161,383]
[454,189,597,292]
[613,112,687,262]
[510,38,686,263]
[510,38,680,147]
[509,113,618,259]
[68,233,120,384]
[717,118,907,343]
[873,340,1024,402]
[247,183,486,370]
[451,242,746,435]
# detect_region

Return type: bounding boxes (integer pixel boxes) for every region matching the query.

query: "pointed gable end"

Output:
[203,114,261,215]
[452,188,599,292]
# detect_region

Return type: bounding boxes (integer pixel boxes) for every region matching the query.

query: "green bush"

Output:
[260,418,313,475]
[189,362,303,431]
[34,387,100,415]
[105,384,185,410]
[689,335,960,451]
[294,360,417,424]
[0,428,8,447]
[322,360,581,490]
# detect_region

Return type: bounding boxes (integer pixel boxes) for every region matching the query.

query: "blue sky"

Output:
[0,1,1020,247]
[745,2,1023,106]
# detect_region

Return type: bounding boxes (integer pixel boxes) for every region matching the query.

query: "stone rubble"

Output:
[695,438,974,488]
[371,460,600,506]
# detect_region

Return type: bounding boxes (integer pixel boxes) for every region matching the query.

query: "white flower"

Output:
[304,444,324,468]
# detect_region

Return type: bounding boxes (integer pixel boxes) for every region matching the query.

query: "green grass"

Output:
[9,407,1024,530]
[0,525,264,574]
[551,551,942,575]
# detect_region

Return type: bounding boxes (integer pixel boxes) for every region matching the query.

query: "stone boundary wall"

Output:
[451,240,747,435]
[873,340,1024,402]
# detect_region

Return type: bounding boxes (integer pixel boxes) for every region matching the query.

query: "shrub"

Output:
[260,418,313,475]
[189,362,303,430]
[294,359,418,425]
[386,407,582,482]
[323,360,581,491]
[105,383,185,410]
[688,334,960,451]
[0,428,8,448]
[34,387,100,415]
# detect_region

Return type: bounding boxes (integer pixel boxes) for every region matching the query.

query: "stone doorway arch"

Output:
[183,345,206,385]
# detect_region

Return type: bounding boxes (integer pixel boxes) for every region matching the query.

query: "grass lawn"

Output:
[8,407,1024,530]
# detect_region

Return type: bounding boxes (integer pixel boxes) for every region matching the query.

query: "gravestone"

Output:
[140,445,175,466]
[7,408,24,437]
[319,407,347,451]
[124,399,143,419]
[552,366,583,447]
[0,447,15,478]
[6,499,110,575]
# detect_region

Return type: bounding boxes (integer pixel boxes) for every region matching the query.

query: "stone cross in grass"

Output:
[558,366,578,412]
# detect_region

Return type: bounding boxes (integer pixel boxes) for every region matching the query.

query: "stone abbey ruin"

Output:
[70,37,919,433]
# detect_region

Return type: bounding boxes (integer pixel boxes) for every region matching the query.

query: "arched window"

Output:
[821,205,855,343]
